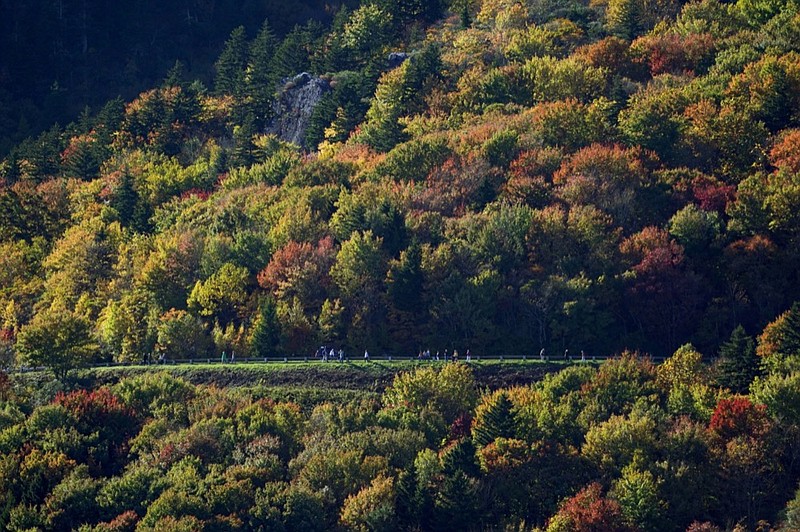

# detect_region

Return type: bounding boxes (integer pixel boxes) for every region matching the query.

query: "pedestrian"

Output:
[230,351,235,363]
[435,350,440,360]
[539,347,545,361]
[221,351,227,364]
[466,349,471,362]
[581,350,586,362]
[364,349,369,361]
[453,349,459,362]
[338,349,344,362]
[564,348,569,361]
[444,349,449,361]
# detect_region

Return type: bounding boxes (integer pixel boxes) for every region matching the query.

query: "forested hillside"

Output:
[3,0,800,371]
[3,0,800,528]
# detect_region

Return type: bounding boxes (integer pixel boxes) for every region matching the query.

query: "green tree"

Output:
[215,26,248,96]
[341,4,394,62]
[434,470,479,531]
[331,231,385,303]
[610,464,666,531]
[716,325,760,393]
[246,20,279,126]
[15,308,96,380]
[156,309,211,360]
[187,263,250,326]
[472,391,516,448]
[249,298,280,358]
[606,0,642,40]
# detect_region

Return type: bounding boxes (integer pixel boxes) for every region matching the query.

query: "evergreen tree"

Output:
[396,463,427,530]
[62,137,99,180]
[230,114,257,168]
[163,60,188,88]
[779,302,800,355]
[250,298,280,358]
[441,438,480,477]
[246,20,279,126]
[111,171,138,228]
[269,22,324,83]
[434,470,479,531]
[472,392,516,448]
[215,26,249,96]
[2,151,21,183]
[606,0,642,40]
[717,325,761,394]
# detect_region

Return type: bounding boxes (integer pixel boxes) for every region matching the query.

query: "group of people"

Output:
[315,346,347,362]
[313,346,475,362]
[539,348,587,362]
[416,349,472,362]
[142,352,166,365]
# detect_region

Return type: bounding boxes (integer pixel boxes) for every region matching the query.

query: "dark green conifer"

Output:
[434,470,479,531]
[250,298,280,358]
[215,26,249,96]
[472,392,515,448]
[441,438,480,477]
[717,325,761,394]
[246,20,279,126]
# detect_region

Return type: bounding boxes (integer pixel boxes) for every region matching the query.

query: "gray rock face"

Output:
[267,72,331,148]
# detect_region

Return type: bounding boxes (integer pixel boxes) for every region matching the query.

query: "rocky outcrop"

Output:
[387,52,410,69]
[267,72,331,148]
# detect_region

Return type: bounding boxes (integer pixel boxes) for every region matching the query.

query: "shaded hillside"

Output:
[0,0,358,154]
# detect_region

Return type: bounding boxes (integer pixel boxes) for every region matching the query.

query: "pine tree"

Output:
[717,325,760,394]
[111,171,138,228]
[396,463,423,530]
[215,26,249,96]
[268,22,323,83]
[62,137,99,180]
[472,392,516,448]
[441,438,480,477]
[230,114,257,168]
[606,0,642,40]
[2,151,21,183]
[246,20,279,126]
[163,60,188,88]
[434,470,478,531]
[250,298,280,358]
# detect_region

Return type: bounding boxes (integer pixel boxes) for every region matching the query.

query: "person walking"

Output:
[540,347,545,361]
[364,349,370,362]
